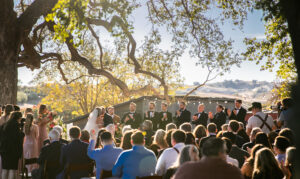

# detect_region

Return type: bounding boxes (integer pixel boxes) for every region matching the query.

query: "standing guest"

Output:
[113,131,157,179]
[153,130,168,158]
[37,104,55,153]
[230,100,247,124]
[107,106,121,125]
[173,138,243,179]
[242,127,262,151]
[88,131,122,179]
[222,137,239,168]
[277,98,294,128]
[141,120,155,146]
[166,123,177,131]
[103,108,114,127]
[179,123,192,133]
[193,125,206,147]
[155,130,186,176]
[222,131,249,168]
[80,130,90,143]
[174,102,191,127]
[208,105,226,131]
[13,106,20,112]
[0,112,24,179]
[246,102,275,135]
[121,102,143,129]
[255,132,272,149]
[164,145,199,179]
[58,126,92,179]
[33,129,65,179]
[279,128,295,146]
[241,144,265,179]
[158,103,172,130]
[228,120,246,148]
[24,108,33,117]
[120,131,133,150]
[192,104,208,127]
[252,148,284,179]
[144,102,159,131]
[0,104,14,126]
[273,136,290,163]
[23,113,39,173]
[285,147,296,179]
[199,123,217,148]
[43,125,68,146]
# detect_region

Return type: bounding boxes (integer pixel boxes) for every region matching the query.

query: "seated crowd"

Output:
[0,98,296,179]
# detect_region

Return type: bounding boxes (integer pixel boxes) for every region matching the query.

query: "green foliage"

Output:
[17,91,28,104]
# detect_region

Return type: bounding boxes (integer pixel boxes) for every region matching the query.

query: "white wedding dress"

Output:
[84,108,99,133]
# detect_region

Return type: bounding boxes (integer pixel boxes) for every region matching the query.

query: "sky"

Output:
[18,5,277,86]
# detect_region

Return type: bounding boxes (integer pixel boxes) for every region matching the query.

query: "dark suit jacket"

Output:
[174,109,191,127]
[212,111,226,131]
[192,112,208,127]
[230,107,247,124]
[43,138,69,146]
[121,112,143,129]
[144,111,160,130]
[229,145,250,168]
[38,141,64,179]
[104,113,114,127]
[235,134,247,148]
[157,111,172,130]
[59,139,92,179]
[199,134,216,149]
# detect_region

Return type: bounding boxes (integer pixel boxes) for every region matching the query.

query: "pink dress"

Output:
[37,114,52,154]
[23,124,39,173]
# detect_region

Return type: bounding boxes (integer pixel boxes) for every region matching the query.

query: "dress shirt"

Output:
[87,140,123,179]
[155,143,185,176]
[112,145,157,179]
[246,112,274,134]
[227,155,239,168]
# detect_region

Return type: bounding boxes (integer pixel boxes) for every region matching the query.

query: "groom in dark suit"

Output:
[229,99,247,125]
[192,104,208,127]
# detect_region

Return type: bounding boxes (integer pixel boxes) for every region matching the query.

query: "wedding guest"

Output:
[185,132,196,145]
[13,105,20,112]
[144,102,159,130]
[107,106,121,125]
[222,137,239,168]
[153,129,168,158]
[242,127,262,151]
[113,131,157,179]
[199,123,217,148]
[121,102,143,129]
[173,138,243,179]
[164,145,199,179]
[279,128,295,146]
[209,105,226,131]
[285,147,296,179]
[88,131,123,179]
[193,125,206,146]
[237,122,250,142]
[95,129,107,149]
[179,122,192,132]
[34,129,65,179]
[37,104,55,153]
[158,103,172,130]
[23,113,39,173]
[106,123,116,137]
[246,102,275,135]
[252,148,284,179]
[255,132,272,148]
[165,129,174,147]
[24,108,33,117]
[43,125,68,146]
[192,104,208,127]
[277,98,294,128]
[80,130,90,143]
[268,131,278,146]
[166,123,177,131]
[0,112,24,179]
[141,120,155,146]
[228,120,246,148]
[120,131,133,150]
[0,104,14,126]
[222,124,229,131]
[155,130,186,176]
[174,102,191,127]
[230,100,247,124]
[122,125,132,135]
[241,144,265,179]
[58,126,92,179]
[273,136,290,163]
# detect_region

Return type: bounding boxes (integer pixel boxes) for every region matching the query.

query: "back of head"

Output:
[122,125,132,135]
[25,108,33,114]
[4,104,14,116]
[255,132,271,148]
[274,136,290,152]
[202,138,226,157]
[131,131,144,145]
[229,120,239,133]
[286,147,296,166]
[254,148,282,176]
[143,120,153,131]
[154,129,167,148]
[185,132,196,145]
[100,131,113,144]
[53,125,63,135]
[251,127,263,139]
[193,125,206,139]
[178,145,199,165]
[165,129,174,147]
[248,144,265,164]
[121,130,133,149]
[222,131,236,144]
[49,129,60,142]
[7,111,22,125]
[106,124,116,135]
[207,123,217,134]
[166,123,177,131]
[222,137,232,154]
[179,122,192,132]
[14,105,20,112]
[279,128,295,146]
[80,130,90,142]
[69,126,81,139]
[172,130,186,144]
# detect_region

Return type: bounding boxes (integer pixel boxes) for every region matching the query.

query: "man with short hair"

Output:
[107,106,121,125]
[113,131,157,179]
[228,120,246,148]
[179,122,192,132]
[166,123,177,131]
[242,127,262,151]
[199,123,217,148]
[144,102,159,130]
[278,98,294,128]
[155,130,186,176]
[246,102,275,135]
[173,138,243,179]
[230,100,247,124]
[174,102,191,127]
[59,126,92,179]
[158,103,172,130]
[209,105,226,131]
[274,136,290,163]
[88,131,123,179]
[192,104,208,127]
[121,102,143,129]
[43,125,69,146]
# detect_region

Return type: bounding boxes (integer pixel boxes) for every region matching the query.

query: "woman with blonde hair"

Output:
[153,129,168,157]
[252,148,284,179]
[23,113,39,172]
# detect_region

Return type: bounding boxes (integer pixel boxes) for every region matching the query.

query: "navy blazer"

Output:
[59,139,92,179]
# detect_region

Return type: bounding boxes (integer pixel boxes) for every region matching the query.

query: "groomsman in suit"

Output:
[230,99,247,124]
[121,102,143,129]
[192,104,208,127]
[174,102,191,127]
[144,102,159,130]
[209,105,226,131]
[107,106,121,125]
[158,102,172,130]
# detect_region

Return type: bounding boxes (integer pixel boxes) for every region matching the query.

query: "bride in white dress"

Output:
[84,107,105,133]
